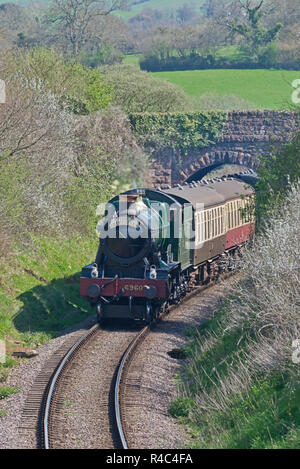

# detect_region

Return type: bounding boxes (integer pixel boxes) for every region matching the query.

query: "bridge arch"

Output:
[177,150,257,184]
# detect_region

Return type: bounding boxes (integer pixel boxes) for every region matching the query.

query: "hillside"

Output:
[0,0,202,14]
[116,0,203,20]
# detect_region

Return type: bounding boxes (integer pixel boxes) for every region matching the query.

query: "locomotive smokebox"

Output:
[99,195,164,266]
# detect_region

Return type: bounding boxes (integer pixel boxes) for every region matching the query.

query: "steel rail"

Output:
[43,324,99,449]
[114,325,149,449]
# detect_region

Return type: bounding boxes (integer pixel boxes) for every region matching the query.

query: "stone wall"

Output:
[146,111,300,188]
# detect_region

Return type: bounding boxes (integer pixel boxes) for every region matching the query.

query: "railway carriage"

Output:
[80,175,255,324]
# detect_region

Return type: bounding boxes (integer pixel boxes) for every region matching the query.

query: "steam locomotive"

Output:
[80,174,255,324]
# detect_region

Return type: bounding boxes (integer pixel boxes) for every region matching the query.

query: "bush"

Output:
[100,64,193,113]
[1,47,113,115]
[255,132,300,225]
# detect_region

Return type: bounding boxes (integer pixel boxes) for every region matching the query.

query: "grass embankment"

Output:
[0,235,97,348]
[152,69,299,109]
[171,304,300,449]
[169,184,300,449]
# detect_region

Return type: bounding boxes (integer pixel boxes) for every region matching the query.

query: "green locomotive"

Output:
[80,175,255,324]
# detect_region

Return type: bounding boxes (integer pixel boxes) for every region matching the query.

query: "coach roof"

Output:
[163,178,253,209]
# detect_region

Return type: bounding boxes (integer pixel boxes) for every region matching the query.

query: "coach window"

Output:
[227,204,229,230]
[227,204,230,230]
[215,208,217,237]
[209,210,212,240]
[237,200,241,226]
[234,201,237,227]
[221,207,225,234]
[233,201,236,228]
[206,210,209,240]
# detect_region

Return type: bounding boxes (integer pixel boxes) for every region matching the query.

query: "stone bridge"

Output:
[147,111,300,189]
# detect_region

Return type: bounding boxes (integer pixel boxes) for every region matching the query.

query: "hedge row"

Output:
[140,55,300,72]
[129,111,228,153]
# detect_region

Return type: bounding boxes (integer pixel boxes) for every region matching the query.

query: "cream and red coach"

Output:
[80,174,255,324]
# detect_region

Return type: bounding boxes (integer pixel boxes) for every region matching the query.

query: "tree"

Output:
[225,0,282,60]
[176,3,197,25]
[203,0,228,19]
[43,0,127,56]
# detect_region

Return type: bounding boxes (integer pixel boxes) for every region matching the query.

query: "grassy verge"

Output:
[170,302,300,449]
[0,235,98,347]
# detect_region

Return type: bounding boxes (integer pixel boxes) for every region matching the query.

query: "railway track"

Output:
[43,323,100,449]
[19,271,235,449]
[39,321,148,449]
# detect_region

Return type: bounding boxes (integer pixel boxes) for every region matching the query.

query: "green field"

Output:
[116,0,203,20]
[152,69,300,110]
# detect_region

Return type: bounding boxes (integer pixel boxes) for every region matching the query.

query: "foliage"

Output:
[1,47,113,115]
[43,0,127,56]
[0,48,147,269]
[140,47,299,72]
[79,44,124,68]
[129,110,228,153]
[0,356,17,383]
[0,386,20,400]
[225,0,282,62]
[255,133,300,224]
[169,396,195,418]
[100,64,193,113]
